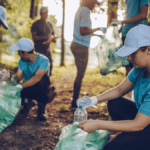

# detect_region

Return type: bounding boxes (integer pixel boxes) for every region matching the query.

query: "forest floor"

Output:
[0,65,125,150]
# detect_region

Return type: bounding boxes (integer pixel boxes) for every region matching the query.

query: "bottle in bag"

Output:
[74,101,87,123]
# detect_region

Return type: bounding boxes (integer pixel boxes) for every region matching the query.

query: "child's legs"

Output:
[107,97,138,120]
[104,98,150,150]
[104,126,150,150]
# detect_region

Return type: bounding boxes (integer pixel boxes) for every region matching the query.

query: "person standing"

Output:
[70,0,106,109]
[112,0,149,98]
[0,6,9,30]
[31,6,57,76]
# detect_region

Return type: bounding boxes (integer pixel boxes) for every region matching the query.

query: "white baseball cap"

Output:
[116,24,150,57]
[0,6,8,29]
[10,38,34,52]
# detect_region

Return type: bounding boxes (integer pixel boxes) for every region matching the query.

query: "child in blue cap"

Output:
[78,24,150,150]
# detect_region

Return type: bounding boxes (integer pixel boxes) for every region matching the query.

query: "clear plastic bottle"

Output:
[74,102,87,123]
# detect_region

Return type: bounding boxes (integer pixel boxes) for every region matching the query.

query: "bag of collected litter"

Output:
[96,26,129,75]
[55,123,110,150]
[0,71,22,132]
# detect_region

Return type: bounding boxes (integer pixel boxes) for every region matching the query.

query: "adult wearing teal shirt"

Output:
[112,0,149,98]
[70,0,106,109]
[10,38,50,121]
[78,25,150,149]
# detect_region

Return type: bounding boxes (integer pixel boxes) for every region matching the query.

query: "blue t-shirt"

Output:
[128,68,150,116]
[122,0,149,37]
[72,6,92,48]
[18,53,50,82]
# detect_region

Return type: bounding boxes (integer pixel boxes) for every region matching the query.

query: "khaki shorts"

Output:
[70,42,88,77]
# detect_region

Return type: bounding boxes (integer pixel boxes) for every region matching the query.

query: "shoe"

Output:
[37,114,47,121]
[37,103,47,121]
[71,103,77,110]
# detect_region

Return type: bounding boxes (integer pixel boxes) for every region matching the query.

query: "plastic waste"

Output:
[0,70,22,132]
[95,26,129,75]
[74,102,87,123]
[55,123,110,150]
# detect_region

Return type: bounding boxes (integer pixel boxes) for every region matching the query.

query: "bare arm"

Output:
[96,77,134,103]
[122,5,149,24]
[80,27,100,36]
[13,69,25,83]
[20,69,46,88]
[31,32,51,41]
[79,111,150,133]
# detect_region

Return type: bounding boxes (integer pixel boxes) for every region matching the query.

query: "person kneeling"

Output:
[11,38,51,121]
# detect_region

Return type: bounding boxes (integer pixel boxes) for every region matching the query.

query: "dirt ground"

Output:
[0,70,119,150]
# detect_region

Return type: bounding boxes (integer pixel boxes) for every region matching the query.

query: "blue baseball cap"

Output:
[10,38,34,52]
[116,24,150,57]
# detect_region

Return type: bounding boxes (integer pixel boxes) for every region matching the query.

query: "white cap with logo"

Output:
[10,38,34,52]
[116,24,150,57]
[0,6,8,29]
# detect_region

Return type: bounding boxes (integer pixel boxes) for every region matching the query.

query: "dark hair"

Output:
[20,49,34,54]
[140,46,147,51]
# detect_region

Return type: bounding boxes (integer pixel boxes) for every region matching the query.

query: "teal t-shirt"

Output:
[122,0,149,37]
[72,6,92,48]
[18,53,50,82]
[128,68,150,116]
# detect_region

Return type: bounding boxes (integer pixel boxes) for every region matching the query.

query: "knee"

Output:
[107,98,121,112]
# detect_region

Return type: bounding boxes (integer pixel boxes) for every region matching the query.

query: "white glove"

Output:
[15,84,23,89]
[100,27,106,33]
[111,20,122,26]
[77,96,98,109]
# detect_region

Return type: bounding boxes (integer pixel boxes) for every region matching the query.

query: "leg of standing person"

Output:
[20,74,50,120]
[71,42,88,108]
[103,98,150,150]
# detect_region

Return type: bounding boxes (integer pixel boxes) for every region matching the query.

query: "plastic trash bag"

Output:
[0,72,22,132]
[55,123,110,150]
[96,26,129,75]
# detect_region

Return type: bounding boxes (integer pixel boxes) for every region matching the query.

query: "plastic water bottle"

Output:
[74,102,87,123]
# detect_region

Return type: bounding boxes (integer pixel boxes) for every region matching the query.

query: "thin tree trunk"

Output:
[30,0,38,19]
[60,0,65,66]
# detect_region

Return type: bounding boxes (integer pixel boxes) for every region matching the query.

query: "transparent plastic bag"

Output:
[96,26,129,75]
[55,123,110,150]
[0,72,21,132]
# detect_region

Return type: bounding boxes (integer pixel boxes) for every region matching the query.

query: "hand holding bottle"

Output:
[77,96,98,109]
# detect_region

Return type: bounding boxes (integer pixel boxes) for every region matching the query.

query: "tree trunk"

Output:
[107,0,119,26]
[60,0,65,66]
[30,0,38,19]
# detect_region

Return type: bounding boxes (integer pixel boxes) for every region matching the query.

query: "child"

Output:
[78,24,150,150]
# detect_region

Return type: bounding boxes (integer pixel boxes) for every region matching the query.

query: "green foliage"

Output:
[59,104,69,111]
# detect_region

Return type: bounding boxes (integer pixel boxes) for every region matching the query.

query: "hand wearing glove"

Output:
[111,20,122,26]
[77,96,98,109]
[15,84,23,89]
[99,27,106,33]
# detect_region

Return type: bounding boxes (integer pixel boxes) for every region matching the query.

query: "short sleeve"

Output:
[139,92,150,116]
[140,0,149,7]
[39,58,49,71]
[80,7,91,28]
[128,68,138,84]
[18,59,24,71]
[48,23,55,35]
[31,22,37,33]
